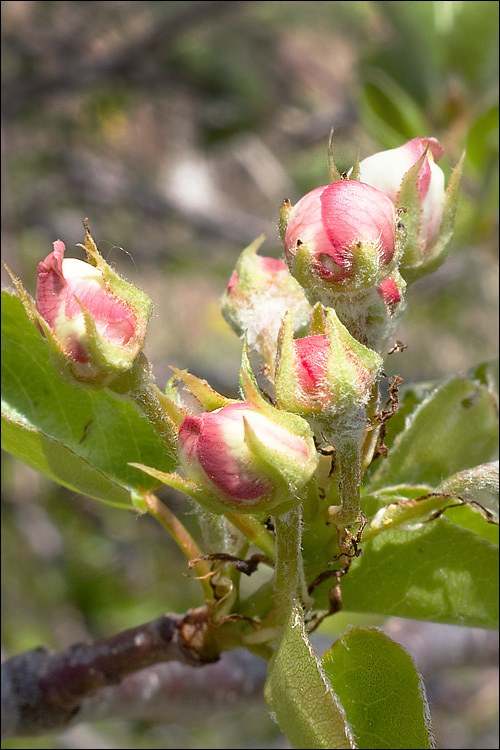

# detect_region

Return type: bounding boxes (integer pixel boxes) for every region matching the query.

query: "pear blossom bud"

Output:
[356,137,463,281]
[178,402,318,515]
[35,235,152,386]
[221,237,310,369]
[275,307,383,523]
[358,137,445,243]
[282,180,400,305]
[275,307,382,436]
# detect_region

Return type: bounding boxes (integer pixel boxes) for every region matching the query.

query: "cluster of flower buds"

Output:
[279,136,462,351]
[9,136,461,525]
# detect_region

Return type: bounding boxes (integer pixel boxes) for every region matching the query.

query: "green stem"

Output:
[107,353,179,458]
[270,505,303,623]
[142,493,214,601]
[335,437,363,526]
[225,513,276,562]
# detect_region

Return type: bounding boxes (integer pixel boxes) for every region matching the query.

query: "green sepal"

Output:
[395,150,428,270]
[327,129,344,184]
[349,147,362,181]
[403,151,466,284]
[274,312,303,413]
[169,366,234,411]
[238,339,272,408]
[241,416,317,516]
[278,200,292,242]
[129,462,205,502]
[325,307,383,414]
[77,298,145,377]
[79,220,152,327]
[310,301,326,334]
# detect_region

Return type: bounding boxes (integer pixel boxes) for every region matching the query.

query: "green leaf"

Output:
[322,628,434,750]
[264,605,354,749]
[367,376,499,491]
[363,481,499,546]
[339,517,498,629]
[1,291,175,507]
[439,461,499,544]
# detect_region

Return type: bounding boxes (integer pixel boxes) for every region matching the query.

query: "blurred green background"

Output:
[1,2,498,748]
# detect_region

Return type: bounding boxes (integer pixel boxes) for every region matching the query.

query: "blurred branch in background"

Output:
[1,2,498,748]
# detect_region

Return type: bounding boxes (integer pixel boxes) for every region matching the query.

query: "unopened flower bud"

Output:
[34,226,152,387]
[275,307,382,437]
[275,306,383,524]
[178,401,318,515]
[357,137,463,282]
[282,180,401,304]
[221,236,311,369]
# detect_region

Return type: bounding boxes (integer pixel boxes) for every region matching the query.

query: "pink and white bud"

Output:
[178,401,318,514]
[357,137,447,265]
[282,179,400,305]
[35,236,152,385]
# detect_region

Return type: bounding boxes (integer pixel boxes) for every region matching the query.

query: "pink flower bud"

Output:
[358,137,446,247]
[283,180,398,302]
[178,402,318,514]
[275,308,383,431]
[35,236,152,384]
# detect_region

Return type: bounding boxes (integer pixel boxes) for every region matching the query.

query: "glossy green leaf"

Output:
[264,605,354,749]
[322,628,434,749]
[338,517,498,629]
[367,376,498,491]
[1,291,175,507]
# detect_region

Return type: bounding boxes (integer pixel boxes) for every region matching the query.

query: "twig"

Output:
[1,607,219,738]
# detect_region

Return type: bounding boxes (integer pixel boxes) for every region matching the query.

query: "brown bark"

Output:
[1,606,221,737]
